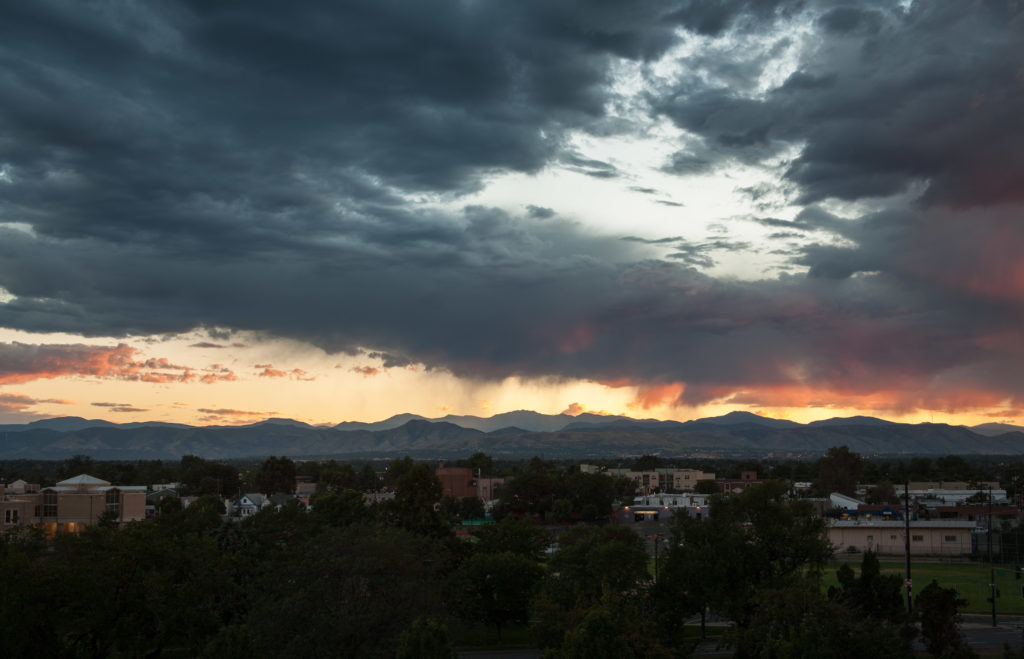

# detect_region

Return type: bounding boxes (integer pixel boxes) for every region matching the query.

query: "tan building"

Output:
[1,474,146,534]
[673,469,715,492]
[829,519,975,557]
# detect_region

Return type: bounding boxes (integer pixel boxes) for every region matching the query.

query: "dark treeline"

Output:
[1,453,979,658]
[4,451,1024,494]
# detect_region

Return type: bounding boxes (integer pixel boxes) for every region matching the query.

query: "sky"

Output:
[0,1,1022,428]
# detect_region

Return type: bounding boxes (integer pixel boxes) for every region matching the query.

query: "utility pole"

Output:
[904,480,912,615]
[990,484,997,627]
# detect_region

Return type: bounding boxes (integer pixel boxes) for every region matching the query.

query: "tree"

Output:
[384,463,447,536]
[560,607,635,659]
[560,470,614,520]
[734,576,914,659]
[830,551,907,625]
[451,551,543,641]
[915,580,975,658]
[865,479,898,504]
[57,454,95,480]
[310,489,367,528]
[544,524,649,607]
[816,446,863,496]
[396,617,452,659]
[659,481,832,634]
[693,479,719,494]
[358,463,379,491]
[471,516,550,561]
[632,455,663,471]
[455,452,494,476]
[250,456,297,495]
[246,525,451,658]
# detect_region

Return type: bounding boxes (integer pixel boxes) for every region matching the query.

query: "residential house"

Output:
[232,493,267,517]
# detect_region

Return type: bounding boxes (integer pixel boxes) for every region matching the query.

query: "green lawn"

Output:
[826,557,1024,614]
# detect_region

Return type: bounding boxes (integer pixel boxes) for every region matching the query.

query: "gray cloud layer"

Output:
[1,1,1022,411]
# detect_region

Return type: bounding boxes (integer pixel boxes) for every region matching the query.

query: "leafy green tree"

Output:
[359,463,380,491]
[384,456,416,487]
[551,498,573,523]
[561,470,615,520]
[611,475,637,503]
[660,481,832,634]
[57,454,95,480]
[451,551,543,641]
[250,456,297,495]
[693,479,720,494]
[632,454,663,471]
[915,580,975,658]
[830,551,906,624]
[396,617,452,659]
[734,576,914,659]
[471,516,550,561]
[180,455,240,498]
[384,463,447,536]
[865,479,898,504]
[455,451,494,476]
[815,446,863,496]
[499,466,559,516]
[246,525,451,658]
[309,489,368,528]
[544,524,648,607]
[560,606,636,659]
[314,460,360,492]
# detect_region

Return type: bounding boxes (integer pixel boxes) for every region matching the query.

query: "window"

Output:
[105,488,120,516]
[43,491,57,517]
[890,535,897,541]
[4,509,9,523]
[912,535,924,542]
[944,535,957,542]
[867,535,874,542]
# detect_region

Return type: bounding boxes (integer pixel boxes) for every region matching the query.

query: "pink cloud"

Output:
[0,341,240,386]
[0,392,74,412]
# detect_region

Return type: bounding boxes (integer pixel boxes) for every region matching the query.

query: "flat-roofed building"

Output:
[829,519,975,557]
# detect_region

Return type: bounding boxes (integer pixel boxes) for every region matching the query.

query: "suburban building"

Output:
[672,468,715,492]
[435,462,504,502]
[717,471,762,494]
[829,519,975,556]
[231,493,267,517]
[1,474,146,534]
[594,466,715,494]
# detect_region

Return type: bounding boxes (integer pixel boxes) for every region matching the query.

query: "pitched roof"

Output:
[57,474,111,486]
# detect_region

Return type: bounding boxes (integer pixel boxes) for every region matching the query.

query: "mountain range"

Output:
[0,411,1022,461]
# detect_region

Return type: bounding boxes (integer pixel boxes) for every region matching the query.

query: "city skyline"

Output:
[1,2,1022,428]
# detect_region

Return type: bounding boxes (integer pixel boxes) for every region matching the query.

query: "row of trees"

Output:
[2,467,977,658]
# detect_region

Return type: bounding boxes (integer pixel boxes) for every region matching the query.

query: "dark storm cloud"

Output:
[656,1,1024,207]
[1,0,1023,413]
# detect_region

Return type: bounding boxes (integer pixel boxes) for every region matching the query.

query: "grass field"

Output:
[827,556,1024,615]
